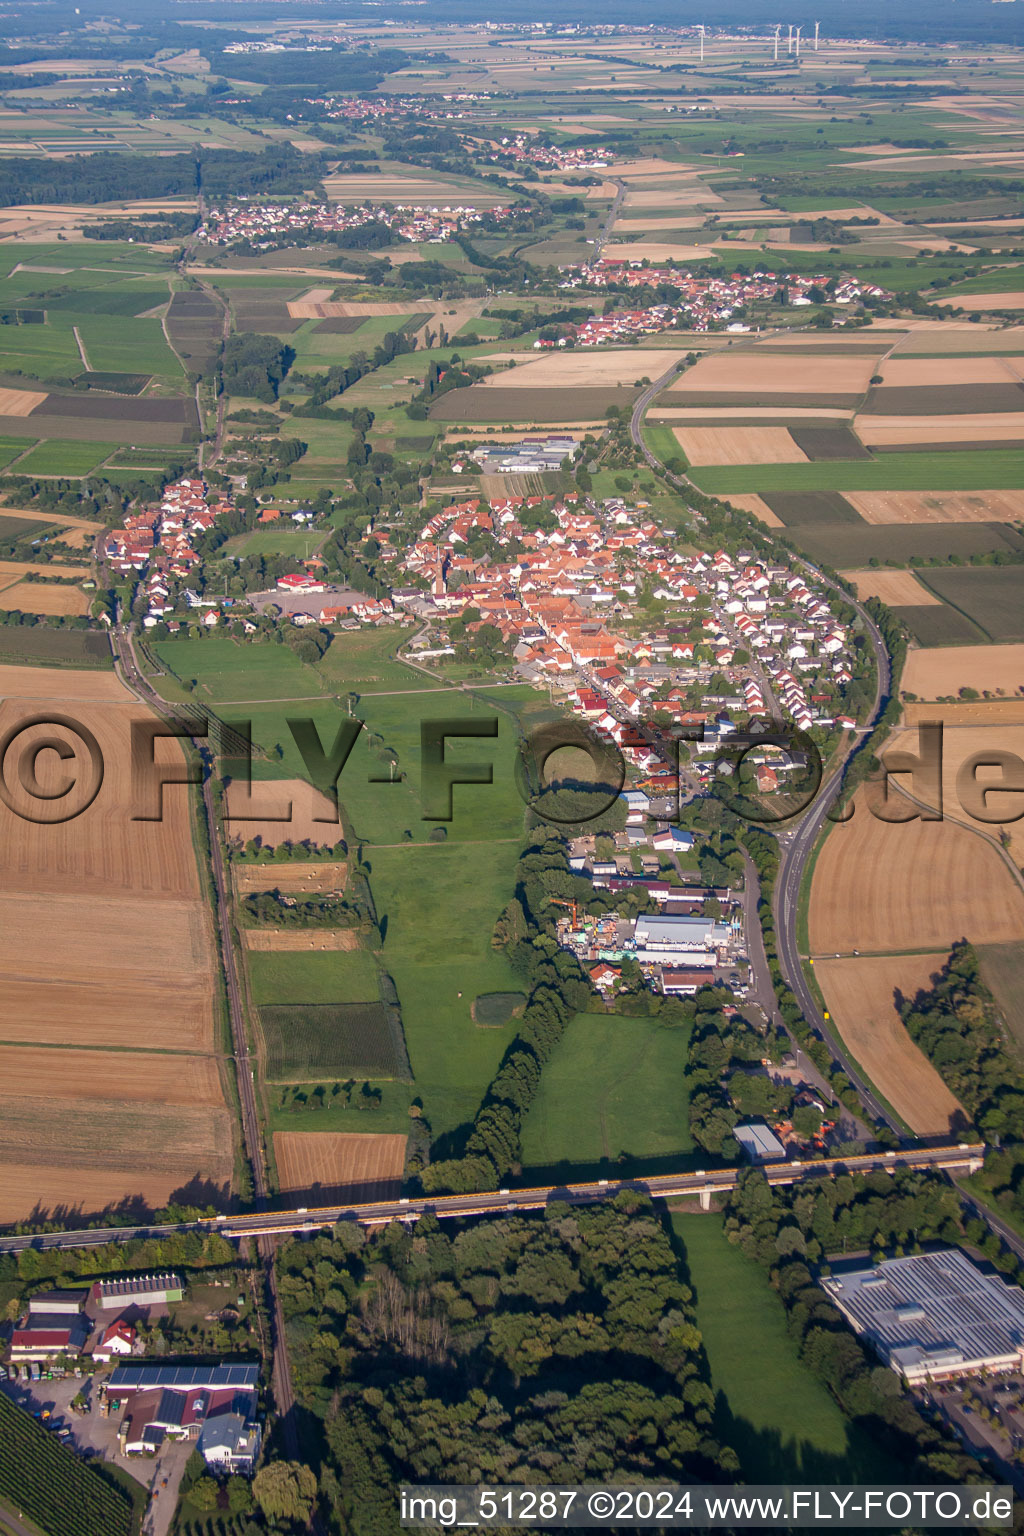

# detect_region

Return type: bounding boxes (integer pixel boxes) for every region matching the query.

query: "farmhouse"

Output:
[822,1250,1024,1385]
[109,1362,261,1467]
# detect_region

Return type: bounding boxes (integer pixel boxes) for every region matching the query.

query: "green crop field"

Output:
[692,450,1024,494]
[780,521,1021,568]
[247,947,380,1006]
[74,318,185,379]
[0,1394,134,1536]
[0,439,36,470]
[670,1214,906,1482]
[12,440,116,476]
[891,604,986,647]
[259,1001,410,1082]
[0,626,111,668]
[915,567,1024,643]
[520,1012,693,1176]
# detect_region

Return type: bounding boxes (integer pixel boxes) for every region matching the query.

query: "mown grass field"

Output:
[368,839,525,1136]
[519,1012,693,1175]
[692,450,1024,494]
[247,947,380,1006]
[154,634,325,702]
[669,1214,907,1482]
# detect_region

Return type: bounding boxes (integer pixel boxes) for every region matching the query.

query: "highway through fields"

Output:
[629,370,901,1134]
[0,1145,986,1256]
[112,625,301,1459]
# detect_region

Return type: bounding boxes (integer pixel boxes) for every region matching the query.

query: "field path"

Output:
[71,325,89,371]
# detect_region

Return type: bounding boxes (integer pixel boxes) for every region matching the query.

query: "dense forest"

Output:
[219,334,296,405]
[0,146,325,207]
[279,1194,732,1535]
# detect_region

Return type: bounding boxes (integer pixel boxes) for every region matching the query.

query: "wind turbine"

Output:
[773,24,781,61]
[814,20,820,49]
[697,23,706,62]
[794,25,802,58]
[787,23,793,54]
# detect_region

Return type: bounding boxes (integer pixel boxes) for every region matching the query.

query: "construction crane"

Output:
[549,897,581,926]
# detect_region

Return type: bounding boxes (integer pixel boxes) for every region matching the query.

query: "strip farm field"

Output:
[0,665,232,1222]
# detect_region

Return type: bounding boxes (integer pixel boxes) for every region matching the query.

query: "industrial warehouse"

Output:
[822,1251,1024,1385]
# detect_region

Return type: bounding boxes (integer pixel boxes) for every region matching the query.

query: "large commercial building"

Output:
[632,914,732,966]
[821,1249,1024,1384]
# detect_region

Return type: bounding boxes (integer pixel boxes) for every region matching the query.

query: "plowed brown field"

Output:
[815,954,965,1135]
[274,1131,406,1202]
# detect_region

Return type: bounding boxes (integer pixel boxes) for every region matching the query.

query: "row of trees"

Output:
[902,942,1024,1141]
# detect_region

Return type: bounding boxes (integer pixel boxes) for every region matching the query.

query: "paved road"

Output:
[112,625,302,1460]
[0,1146,986,1255]
[629,369,902,1134]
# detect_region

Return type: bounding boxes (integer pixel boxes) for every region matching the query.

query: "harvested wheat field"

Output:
[902,644,1024,699]
[894,327,1024,355]
[0,580,89,615]
[287,298,432,319]
[937,293,1024,311]
[844,489,1024,524]
[480,349,684,388]
[666,351,879,397]
[885,722,1024,862]
[840,569,942,605]
[876,356,1024,386]
[809,791,1024,954]
[0,1045,224,1105]
[0,503,103,531]
[274,1131,407,1203]
[855,414,1024,448]
[224,778,342,847]
[673,425,806,465]
[651,405,853,422]
[622,186,722,208]
[0,387,46,416]
[721,493,783,525]
[904,699,1024,726]
[815,955,964,1135]
[243,928,360,951]
[0,559,91,587]
[0,667,229,1220]
[0,662,125,700]
[233,859,348,895]
[0,1100,233,1224]
[603,242,715,263]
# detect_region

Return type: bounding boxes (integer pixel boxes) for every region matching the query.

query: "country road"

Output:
[629,360,902,1135]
